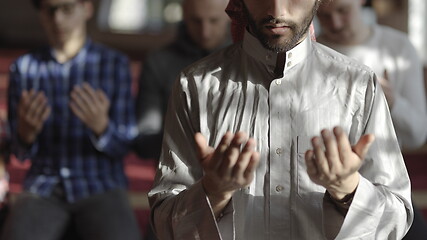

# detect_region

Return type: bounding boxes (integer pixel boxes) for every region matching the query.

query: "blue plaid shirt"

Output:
[8,39,137,202]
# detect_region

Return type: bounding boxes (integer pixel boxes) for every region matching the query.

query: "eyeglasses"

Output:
[40,1,83,17]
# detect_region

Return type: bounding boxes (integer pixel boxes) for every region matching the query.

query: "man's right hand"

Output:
[194,131,260,218]
[17,89,51,145]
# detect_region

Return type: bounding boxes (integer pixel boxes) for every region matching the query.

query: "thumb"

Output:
[353,134,375,160]
[194,132,214,161]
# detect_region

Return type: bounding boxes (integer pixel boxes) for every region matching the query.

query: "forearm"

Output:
[150,181,223,240]
[202,177,234,219]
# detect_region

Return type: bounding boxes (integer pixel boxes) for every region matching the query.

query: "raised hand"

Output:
[305,127,375,200]
[70,83,110,137]
[378,69,394,108]
[17,89,51,145]
[195,131,260,217]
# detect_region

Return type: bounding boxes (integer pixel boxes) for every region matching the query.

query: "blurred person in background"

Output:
[317,0,427,150]
[134,0,231,160]
[317,0,427,239]
[1,0,141,239]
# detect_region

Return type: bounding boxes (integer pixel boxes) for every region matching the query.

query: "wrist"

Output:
[202,178,233,202]
[328,173,359,200]
[18,131,36,146]
[92,119,109,137]
[202,178,233,218]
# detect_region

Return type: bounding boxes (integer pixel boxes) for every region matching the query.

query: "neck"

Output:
[53,35,86,63]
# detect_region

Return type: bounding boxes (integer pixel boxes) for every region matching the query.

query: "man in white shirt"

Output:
[149,0,413,239]
[316,0,427,150]
[316,1,427,239]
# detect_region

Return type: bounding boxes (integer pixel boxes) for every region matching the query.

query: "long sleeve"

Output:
[148,77,224,239]
[324,79,413,239]
[7,63,38,161]
[389,38,427,149]
[90,56,137,160]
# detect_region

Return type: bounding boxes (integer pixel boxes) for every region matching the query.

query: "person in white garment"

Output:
[316,1,427,239]
[316,0,427,150]
[148,0,413,239]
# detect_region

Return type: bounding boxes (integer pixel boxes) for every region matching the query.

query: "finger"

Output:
[304,150,318,177]
[311,136,330,176]
[30,93,49,120]
[232,137,256,177]
[96,89,110,107]
[243,151,260,180]
[71,86,96,114]
[353,134,375,160]
[194,132,213,160]
[82,83,98,103]
[210,132,234,171]
[333,127,353,163]
[19,89,35,112]
[69,102,85,121]
[20,89,29,102]
[321,129,340,172]
[40,106,51,122]
[27,89,36,99]
[24,92,45,119]
[219,132,248,176]
[18,90,29,115]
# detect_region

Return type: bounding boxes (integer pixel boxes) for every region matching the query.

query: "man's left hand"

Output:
[304,127,375,201]
[70,83,110,137]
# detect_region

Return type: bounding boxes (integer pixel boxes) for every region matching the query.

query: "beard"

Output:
[245,1,320,52]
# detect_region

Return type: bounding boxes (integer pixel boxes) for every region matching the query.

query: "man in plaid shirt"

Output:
[1,0,141,239]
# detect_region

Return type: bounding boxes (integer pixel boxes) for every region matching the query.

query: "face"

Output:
[317,0,365,44]
[183,0,230,51]
[38,0,93,48]
[243,0,320,52]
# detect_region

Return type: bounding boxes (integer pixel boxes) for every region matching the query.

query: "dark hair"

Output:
[31,0,89,9]
[31,0,42,9]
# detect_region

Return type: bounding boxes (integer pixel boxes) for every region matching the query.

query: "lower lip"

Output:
[266,26,289,35]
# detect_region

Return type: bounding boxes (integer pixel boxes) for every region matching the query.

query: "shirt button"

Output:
[275,185,284,192]
[276,79,282,85]
[288,52,293,58]
[287,61,292,67]
[275,148,282,155]
[60,168,70,178]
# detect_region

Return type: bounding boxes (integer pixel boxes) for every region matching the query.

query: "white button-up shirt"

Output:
[149,30,413,240]
[319,24,427,149]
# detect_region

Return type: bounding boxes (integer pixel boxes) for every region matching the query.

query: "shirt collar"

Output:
[242,29,312,74]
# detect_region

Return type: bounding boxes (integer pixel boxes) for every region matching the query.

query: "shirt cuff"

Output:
[335,176,384,238]
[14,137,38,161]
[90,123,114,151]
[169,181,223,240]
[216,197,234,240]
